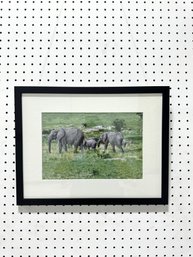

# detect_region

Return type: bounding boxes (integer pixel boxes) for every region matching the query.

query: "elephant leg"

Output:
[118,145,124,153]
[74,145,78,153]
[61,137,67,152]
[80,144,84,152]
[104,142,109,150]
[112,144,116,152]
[63,144,67,152]
[58,141,63,153]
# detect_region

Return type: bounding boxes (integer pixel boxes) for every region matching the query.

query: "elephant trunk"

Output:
[48,136,52,153]
[97,139,101,147]
[83,140,86,149]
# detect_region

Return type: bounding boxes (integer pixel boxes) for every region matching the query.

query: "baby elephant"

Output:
[83,139,97,150]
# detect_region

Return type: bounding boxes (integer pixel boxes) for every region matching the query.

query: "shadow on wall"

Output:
[18,204,169,214]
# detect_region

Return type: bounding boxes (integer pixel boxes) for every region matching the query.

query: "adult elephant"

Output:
[48,128,84,153]
[98,132,124,153]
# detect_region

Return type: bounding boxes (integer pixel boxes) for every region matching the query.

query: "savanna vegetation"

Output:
[42,113,142,179]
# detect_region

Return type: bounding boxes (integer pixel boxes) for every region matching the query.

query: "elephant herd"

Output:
[48,127,125,154]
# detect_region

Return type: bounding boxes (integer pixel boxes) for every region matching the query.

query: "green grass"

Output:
[42,113,142,179]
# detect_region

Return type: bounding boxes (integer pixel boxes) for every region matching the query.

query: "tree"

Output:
[112,119,126,132]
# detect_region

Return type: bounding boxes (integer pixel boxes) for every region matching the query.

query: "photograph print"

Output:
[42,112,143,180]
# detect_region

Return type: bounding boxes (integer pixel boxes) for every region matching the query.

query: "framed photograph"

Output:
[15,86,169,205]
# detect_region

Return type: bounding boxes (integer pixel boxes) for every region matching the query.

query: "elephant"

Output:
[122,139,129,148]
[83,139,97,150]
[122,139,132,148]
[48,128,84,153]
[98,132,124,153]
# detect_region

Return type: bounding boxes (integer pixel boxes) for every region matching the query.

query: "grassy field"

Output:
[42,113,143,179]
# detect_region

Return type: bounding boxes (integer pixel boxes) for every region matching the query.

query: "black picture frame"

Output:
[15,86,169,206]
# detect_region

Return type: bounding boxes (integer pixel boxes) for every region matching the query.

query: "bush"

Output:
[112,119,126,132]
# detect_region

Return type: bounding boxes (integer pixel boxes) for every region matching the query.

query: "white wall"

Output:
[0,1,193,256]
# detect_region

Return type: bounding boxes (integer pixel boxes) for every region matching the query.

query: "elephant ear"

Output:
[103,132,108,142]
[57,128,65,141]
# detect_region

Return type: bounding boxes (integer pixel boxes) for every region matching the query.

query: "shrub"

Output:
[112,119,126,132]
